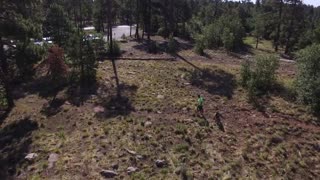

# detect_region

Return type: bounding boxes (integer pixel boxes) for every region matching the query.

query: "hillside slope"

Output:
[0,40,319,179]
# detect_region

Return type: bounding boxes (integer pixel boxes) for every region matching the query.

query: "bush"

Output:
[241,55,279,96]
[16,42,46,77]
[203,23,222,48]
[121,33,127,40]
[91,35,105,59]
[167,34,177,54]
[202,14,245,51]
[106,40,121,56]
[240,60,251,88]
[194,35,205,55]
[157,27,169,37]
[295,44,320,112]
[148,41,158,53]
[222,29,235,51]
[45,45,68,82]
[82,40,97,83]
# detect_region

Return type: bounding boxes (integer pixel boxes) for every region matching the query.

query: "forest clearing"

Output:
[1,0,320,179]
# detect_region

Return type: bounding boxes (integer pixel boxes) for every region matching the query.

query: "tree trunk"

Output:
[135,23,139,40]
[275,0,283,52]
[105,0,119,97]
[111,59,120,97]
[214,0,219,18]
[79,0,84,94]
[168,0,174,36]
[285,0,298,54]
[129,21,132,37]
[135,0,140,40]
[256,36,259,49]
[147,0,151,40]
[142,25,145,40]
[163,0,169,38]
[0,38,14,110]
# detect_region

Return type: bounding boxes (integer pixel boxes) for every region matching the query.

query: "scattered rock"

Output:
[155,159,167,168]
[157,111,162,114]
[136,155,143,160]
[64,101,71,105]
[270,136,284,144]
[127,167,138,174]
[125,148,137,155]
[175,167,182,175]
[145,121,152,127]
[157,95,164,99]
[184,83,191,86]
[48,153,59,169]
[100,170,118,178]
[112,163,119,170]
[25,153,38,161]
[185,119,192,123]
[94,106,105,113]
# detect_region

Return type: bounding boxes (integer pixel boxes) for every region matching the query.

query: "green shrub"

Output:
[194,35,205,55]
[202,14,245,51]
[167,34,177,54]
[295,44,320,112]
[82,40,97,83]
[222,29,235,51]
[16,42,46,76]
[204,23,222,48]
[240,60,252,87]
[106,40,121,56]
[148,41,158,53]
[92,35,105,59]
[121,33,127,40]
[241,55,279,96]
[157,27,168,37]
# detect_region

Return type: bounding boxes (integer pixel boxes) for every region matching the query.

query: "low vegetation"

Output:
[241,55,279,96]
[295,44,320,113]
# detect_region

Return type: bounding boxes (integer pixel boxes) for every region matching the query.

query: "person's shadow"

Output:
[214,112,225,132]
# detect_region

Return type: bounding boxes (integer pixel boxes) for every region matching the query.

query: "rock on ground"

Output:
[25,153,38,161]
[48,153,59,169]
[127,167,138,174]
[100,170,118,178]
[155,159,167,168]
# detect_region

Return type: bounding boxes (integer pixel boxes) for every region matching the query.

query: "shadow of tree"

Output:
[175,54,202,71]
[132,39,168,54]
[0,118,38,178]
[175,39,194,52]
[14,76,68,100]
[187,68,236,99]
[132,38,197,55]
[95,83,138,119]
[65,81,98,107]
[214,112,225,132]
[248,82,297,115]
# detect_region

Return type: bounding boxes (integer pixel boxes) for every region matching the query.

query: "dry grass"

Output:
[0,41,319,179]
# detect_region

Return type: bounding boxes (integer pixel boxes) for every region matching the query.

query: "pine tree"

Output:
[0,0,43,110]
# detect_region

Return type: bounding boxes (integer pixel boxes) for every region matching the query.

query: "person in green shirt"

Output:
[197,95,204,117]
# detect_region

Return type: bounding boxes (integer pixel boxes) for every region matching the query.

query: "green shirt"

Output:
[198,97,204,106]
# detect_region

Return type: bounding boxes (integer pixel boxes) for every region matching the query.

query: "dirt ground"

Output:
[0,37,319,180]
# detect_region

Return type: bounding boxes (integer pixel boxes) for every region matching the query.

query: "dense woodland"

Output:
[2,0,320,114]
